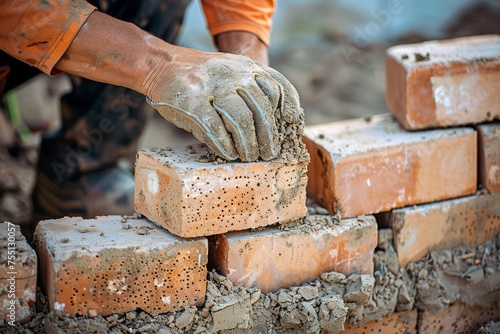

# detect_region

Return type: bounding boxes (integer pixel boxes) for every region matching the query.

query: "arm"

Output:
[0,0,205,99]
[1,0,302,163]
[53,10,173,98]
[215,31,268,66]
[201,0,275,65]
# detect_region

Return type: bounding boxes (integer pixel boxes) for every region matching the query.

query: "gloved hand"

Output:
[145,52,301,162]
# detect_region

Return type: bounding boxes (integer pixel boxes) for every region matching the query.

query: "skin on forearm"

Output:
[54,11,177,96]
[214,31,269,66]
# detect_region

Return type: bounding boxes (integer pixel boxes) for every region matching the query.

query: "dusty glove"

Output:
[146,53,300,162]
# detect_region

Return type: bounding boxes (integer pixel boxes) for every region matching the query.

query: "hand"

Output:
[145,49,300,162]
[52,12,303,161]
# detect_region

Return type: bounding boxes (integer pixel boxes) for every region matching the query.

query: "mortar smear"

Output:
[6,223,500,334]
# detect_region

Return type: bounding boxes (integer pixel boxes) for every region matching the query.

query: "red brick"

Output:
[386,35,500,130]
[134,147,308,238]
[304,114,477,218]
[0,222,37,324]
[418,302,500,334]
[388,192,500,266]
[34,216,208,316]
[210,215,377,293]
[330,310,417,334]
[477,123,500,192]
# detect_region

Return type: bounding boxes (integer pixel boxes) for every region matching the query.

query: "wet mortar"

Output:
[3,205,499,334]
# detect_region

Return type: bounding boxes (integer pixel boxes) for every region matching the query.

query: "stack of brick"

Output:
[8,34,499,334]
[131,144,378,294]
[305,34,500,333]
[30,87,384,333]
[33,128,379,321]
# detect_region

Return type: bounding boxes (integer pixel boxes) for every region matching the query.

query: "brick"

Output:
[34,216,208,317]
[134,147,308,238]
[418,302,500,334]
[386,35,500,130]
[304,114,477,218]
[477,123,500,192]
[330,310,417,334]
[210,215,377,293]
[388,192,500,266]
[0,222,37,324]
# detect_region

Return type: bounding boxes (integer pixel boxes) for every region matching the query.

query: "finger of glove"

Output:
[212,93,259,162]
[254,73,280,111]
[236,81,279,161]
[147,98,238,160]
[260,66,303,124]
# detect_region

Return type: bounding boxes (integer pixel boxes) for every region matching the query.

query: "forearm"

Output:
[215,31,269,66]
[54,11,175,96]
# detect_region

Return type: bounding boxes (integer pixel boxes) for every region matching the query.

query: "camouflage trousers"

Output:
[37,0,193,182]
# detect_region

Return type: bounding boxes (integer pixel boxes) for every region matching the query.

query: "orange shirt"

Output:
[201,0,275,46]
[0,0,275,76]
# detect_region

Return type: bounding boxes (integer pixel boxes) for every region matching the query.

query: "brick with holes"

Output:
[34,216,208,316]
[385,192,500,266]
[329,310,417,334]
[386,35,500,130]
[134,146,308,238]
[304,114,477,218]
[0,222,37,324]
[418,302,500,333]
[477,123,500,192]
[209,215,377,293]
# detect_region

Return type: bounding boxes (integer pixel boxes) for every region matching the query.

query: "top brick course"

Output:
[304,114,477,218]
[134,146,308,238]
[386,34,500,130]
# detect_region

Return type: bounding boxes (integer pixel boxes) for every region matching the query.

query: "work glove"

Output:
[146,53,301,162]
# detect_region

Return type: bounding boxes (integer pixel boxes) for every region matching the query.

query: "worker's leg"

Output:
[32,0,192,221]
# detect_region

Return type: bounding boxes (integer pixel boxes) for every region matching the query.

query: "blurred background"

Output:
[1,0,499,229]
[139,0,500,148]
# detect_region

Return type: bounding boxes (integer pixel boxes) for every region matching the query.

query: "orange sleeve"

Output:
[201,0,275,46]
[0,0,96,75]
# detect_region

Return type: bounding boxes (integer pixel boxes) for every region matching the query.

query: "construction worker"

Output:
[0,0,301,221]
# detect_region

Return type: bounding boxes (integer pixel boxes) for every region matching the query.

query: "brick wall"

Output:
[2,34,499,332]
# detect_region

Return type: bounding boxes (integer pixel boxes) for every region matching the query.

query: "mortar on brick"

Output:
[34,216,208,317]
[388,192,500,265]
[210,214,377,293]
[479,321,500,334]
[0,222,36,324]
[18,231,500,333]
[135,146,308,238]
[408,233,500,314]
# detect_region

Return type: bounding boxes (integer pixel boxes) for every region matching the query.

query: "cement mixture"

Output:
[3,208,499,334]
[478,321,500,334]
